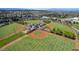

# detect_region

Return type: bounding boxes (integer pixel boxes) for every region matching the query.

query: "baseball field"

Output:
[0,20,77,51]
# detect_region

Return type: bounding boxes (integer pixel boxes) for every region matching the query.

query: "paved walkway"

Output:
[0,35,27,51]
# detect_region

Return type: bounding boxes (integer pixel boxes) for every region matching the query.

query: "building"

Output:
[70,17,79,23]
[41,16,50,20]
[64,17,79,24]
[26,23,46,33]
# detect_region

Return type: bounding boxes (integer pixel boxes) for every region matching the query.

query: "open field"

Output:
[3,30,74,51]
[46,22,76,39]
[0,32,25,48]
[0,20,77,51]
[73,24,79,30]
[72,24,79,40]
[25,20,41,24]
[0,23,24,39]
[78,35,79,40]
[47,22,75,34]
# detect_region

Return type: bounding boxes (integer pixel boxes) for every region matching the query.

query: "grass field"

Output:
[0,32,25,48]
[73,24,79,30]
[0,23,24,39]
[46,22,76,39]
[78,35,79,40]
[47,22,74,33]
[72,24,79,40]
[25,20,41,24]
[33,30,42,35]
[3,32,74,51]
[0,20,76,51]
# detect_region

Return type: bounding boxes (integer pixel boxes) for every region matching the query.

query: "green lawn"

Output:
[0,32,25,48]
[25,20,41,24]
[46,22,75,39]
[34,30,41,35]
[78,35,79,40]
[72,24,79,40]
[47,22,74,33]
[0,23,22,39]
[3,33,74,51]
[73,24,79,30]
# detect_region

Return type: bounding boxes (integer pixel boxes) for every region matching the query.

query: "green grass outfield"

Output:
[0,23,23,39]
[47,22,75,33]
[72,24,79,40]
[73,24,79,30]
[78,35,79,39]
[25,20,41,24]
[3,33,74,51]
[0,32,25,48]
[46,22,76,39]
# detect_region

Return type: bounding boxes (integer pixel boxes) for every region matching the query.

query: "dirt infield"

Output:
[28,30,49,39]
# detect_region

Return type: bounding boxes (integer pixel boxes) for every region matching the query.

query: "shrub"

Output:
[17,21,28,25]
[63,31,76,39]
[43,20,51,24]
[53,28,63,35]
[52,27,76,39]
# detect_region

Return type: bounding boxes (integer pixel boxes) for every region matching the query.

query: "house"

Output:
[0,19,11,27]
[41,16,49,20]
[64,17,79,24]
[70,17,79,23]
[51,17,58,21]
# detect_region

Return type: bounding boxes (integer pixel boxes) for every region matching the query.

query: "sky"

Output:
[0,8,79,12]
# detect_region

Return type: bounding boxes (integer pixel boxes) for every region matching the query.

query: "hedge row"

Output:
[17,21,28,25]
[51,28,76,39]
[43,20,51,24]
[48,22,76,40]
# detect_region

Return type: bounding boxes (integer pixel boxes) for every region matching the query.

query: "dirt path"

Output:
[74,41,79,49]
[0,38,2,40]
[71,26,79,50]
[0,35,27,51]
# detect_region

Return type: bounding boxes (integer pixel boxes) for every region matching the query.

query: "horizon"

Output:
[0,8,79,11]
